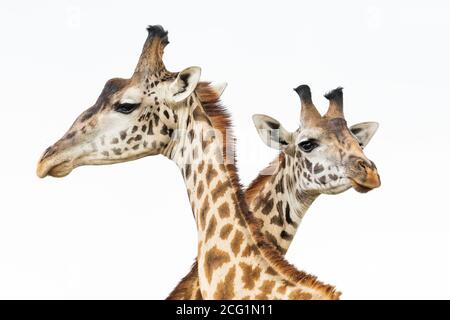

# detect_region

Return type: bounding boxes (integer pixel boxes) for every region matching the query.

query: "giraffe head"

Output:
[253,85,380,194]
[37,25,207,178]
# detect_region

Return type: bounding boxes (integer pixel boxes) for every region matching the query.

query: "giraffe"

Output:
[168,85,380,299]
[36,25,341,299]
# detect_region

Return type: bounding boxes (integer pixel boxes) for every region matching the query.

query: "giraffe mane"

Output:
[194,82,341,300]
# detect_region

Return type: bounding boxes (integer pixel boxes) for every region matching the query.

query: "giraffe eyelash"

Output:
[114,102,141,114]
[298,139,319,153]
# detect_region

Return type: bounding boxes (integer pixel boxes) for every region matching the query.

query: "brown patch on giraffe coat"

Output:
[193,172,197,185]
[198,161,205,174]
[153,113,160,127]
[253,192,271,213]
[261,198,274,215]
[188,129,195,143]
[192,146,199,160]
[329,173,338,181]
[185,164,192,180]
[211,180,230,202]
[313,163,324,174]
[219,224,233,240]
[217,202,230,218]
[241,244,258,258]
[196,181,205,199]
[160,124,169,135]
[214,266,236,300]
[277,283,288,295]
[255,217,265,228]
[239,262,262,290]
[319,175,327,184]
[205,164,218,186]
[203,246,231,283]
[275,176,284,193]
[147,121,154,135]
[285,203,297,227]
[280,230,293,241]
[199,197,210,231]
[230,230,244,256]
[205,216,217,242]
[289,290,313,300]
[305,158,313,173]
[266,267,277,276]
[265,231,286,255]
[255,280,276,300]
[270,213,284,227]
[271,201,285,227]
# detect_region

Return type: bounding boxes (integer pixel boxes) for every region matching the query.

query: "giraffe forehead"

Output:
[300,118,356,144]
[97,78,130,103]
[120,87,143,104]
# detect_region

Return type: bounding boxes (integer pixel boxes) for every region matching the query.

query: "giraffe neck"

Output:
[166,99,248,298]
[164,89,339,299]
[247,154,319,254]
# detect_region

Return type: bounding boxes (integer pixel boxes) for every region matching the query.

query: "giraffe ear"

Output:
[169,66,201,103]
[350,122,379,148]
[252,114,293,150]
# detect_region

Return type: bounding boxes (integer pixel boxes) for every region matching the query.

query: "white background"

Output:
[0,0,449,299]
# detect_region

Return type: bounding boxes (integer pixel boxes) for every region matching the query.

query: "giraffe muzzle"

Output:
[36,144,77,178]
[348,160,381,193]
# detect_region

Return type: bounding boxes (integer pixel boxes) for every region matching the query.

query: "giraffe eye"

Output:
[298,140,318,153]
[115,102,141,114]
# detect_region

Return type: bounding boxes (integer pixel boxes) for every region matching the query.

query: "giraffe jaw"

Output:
[37,150,159,178]
[321,184,352,195]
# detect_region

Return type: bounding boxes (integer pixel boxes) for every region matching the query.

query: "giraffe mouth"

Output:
[47,161,74,177]
[350,179,378,193]
[37,160,74,178]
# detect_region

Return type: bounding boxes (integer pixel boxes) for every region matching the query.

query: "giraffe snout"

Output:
[349,159,381,193]
[36,142,75,178]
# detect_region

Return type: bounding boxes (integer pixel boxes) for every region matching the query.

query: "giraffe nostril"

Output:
[42,146,57,160]
[357,159,371,172]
